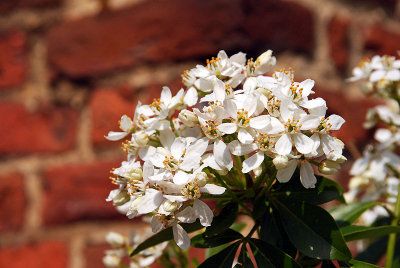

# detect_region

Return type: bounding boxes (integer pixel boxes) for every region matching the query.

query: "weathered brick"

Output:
[42,160,127,225]
[0,0,61,14]
[90,86,136,146]
[243,0,314,55]
[363,24,400,56]
[84,244,109,268]
[46,0,244,78]
[0,241,68,268]
[0,102,78,155]
[329,16,349,71]
[0,173,25,232]
[0,31,27,90]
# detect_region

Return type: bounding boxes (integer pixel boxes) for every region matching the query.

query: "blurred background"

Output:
[0,0,399,267]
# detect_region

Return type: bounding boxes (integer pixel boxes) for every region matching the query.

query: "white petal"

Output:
[321,135,342,159]
[242,151,264,173]
[230,52,246,65]
[120,115,133,132]
[151,216,163,233]
[249,115,271,130]
[224,99,238,119]
[375,128,392,143]
[136,190,163,214]
[350,157,370,175]
[214,79,226,102]
[180,156,201,172]
[370,70,386,82]
[327,114,345,130]
[105,131,128,141]
[142,161,154,183]
[194,199,213,227]
[276,159,297,183]
[386,69,400,81]
[238,128,254,144]
[159,129,176,149]
[299,115,320,130]
[176,206,197,223]
[214,139,233,170]
[160,86,172,104]
[275,134,292,155]
[228,140,258,156]
[186,137,209,157]
[139,146,156,161]
[195,78,213,92]
[300,162,317,188]
[266,117,285,134]
[164,195,188,203]
[173,224,191,249]
[200,184,226,195]
[184,87,198,106]
[173,171,191,185]
[217,123,238,134]
[294,133,313,154]
[171,138,186,160]
[299,79,315,98]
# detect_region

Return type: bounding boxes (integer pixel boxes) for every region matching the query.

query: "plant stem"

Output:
[385,181,400,268]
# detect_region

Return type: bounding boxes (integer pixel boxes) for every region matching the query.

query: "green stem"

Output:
[385,181,400,268]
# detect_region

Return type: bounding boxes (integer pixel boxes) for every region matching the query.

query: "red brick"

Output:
[0,0,61,14]
[314,87,380,146]
[329,16,349,71]
[90,86,137,146]
[243,0,314,55]
[84,244,109,268]
[0,241,68,268]
[46,0,244,78]
[42,160,127,225]
[363,24,400,56]
[0,31,27,90]
[0,102,78,155]
[0,173,25,232]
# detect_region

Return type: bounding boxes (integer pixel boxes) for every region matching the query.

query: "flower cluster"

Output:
[106,50,346,249]
[103,230,167,268]
[346,54,400,224]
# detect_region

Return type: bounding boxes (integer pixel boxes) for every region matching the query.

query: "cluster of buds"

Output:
[106,50,346,249]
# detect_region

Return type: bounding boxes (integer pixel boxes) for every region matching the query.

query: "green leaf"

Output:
[130,220,203,256]
[329,202,379,227]
[248,238,301,268]
[272,175,344,205]
[192,229,243,248]
[273,199,351,261]
[198,241,241,268]
[205,202,238,236]
[344,225,400,241]
[231,222,246,232]
[260,204,297,258]
[348,259,381,267]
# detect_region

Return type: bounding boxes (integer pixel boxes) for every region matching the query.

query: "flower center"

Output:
[150,98,164,112]
[163,156,178,171]
[237,109,250,127]
[181,181,201,199]
[284,119,301,133]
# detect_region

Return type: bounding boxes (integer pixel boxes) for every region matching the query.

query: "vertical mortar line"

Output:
[77,106,96,161]
[22,163,43,233]
[69,235,85,268]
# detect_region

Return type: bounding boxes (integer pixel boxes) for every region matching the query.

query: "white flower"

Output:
[105,115,133,141]
[106,232,126,248]
[276,158,317,188]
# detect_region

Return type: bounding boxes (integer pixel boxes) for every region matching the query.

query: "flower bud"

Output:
[349,176,366,190]
[253,165,262,177]
[163,200,179,212]
[106,232,126,248]
[273,155,288,170]
[135,131,149,146]
[336,155,347,164]
[103,254,120,268]
[113,189,130,206]
[195,172,208,187]
[256,50,276,74]
[216,168,228,176]
[318,160,340,175]
[178,109,198,127]
[128,167,143,180]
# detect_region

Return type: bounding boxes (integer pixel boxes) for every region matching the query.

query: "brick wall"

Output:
[0,0,399,267]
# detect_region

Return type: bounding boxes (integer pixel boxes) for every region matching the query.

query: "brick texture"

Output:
[46,0,244,78]
[90,86,136,146]
[0,102,78,155]
[84,244,109,268]
[0,241,68,268]
[0,31,27,90]
[363,24,400,56]
[0,0,61,14]
[0,173,25,232]
[42,160,126,225]
[329,16,349,71]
